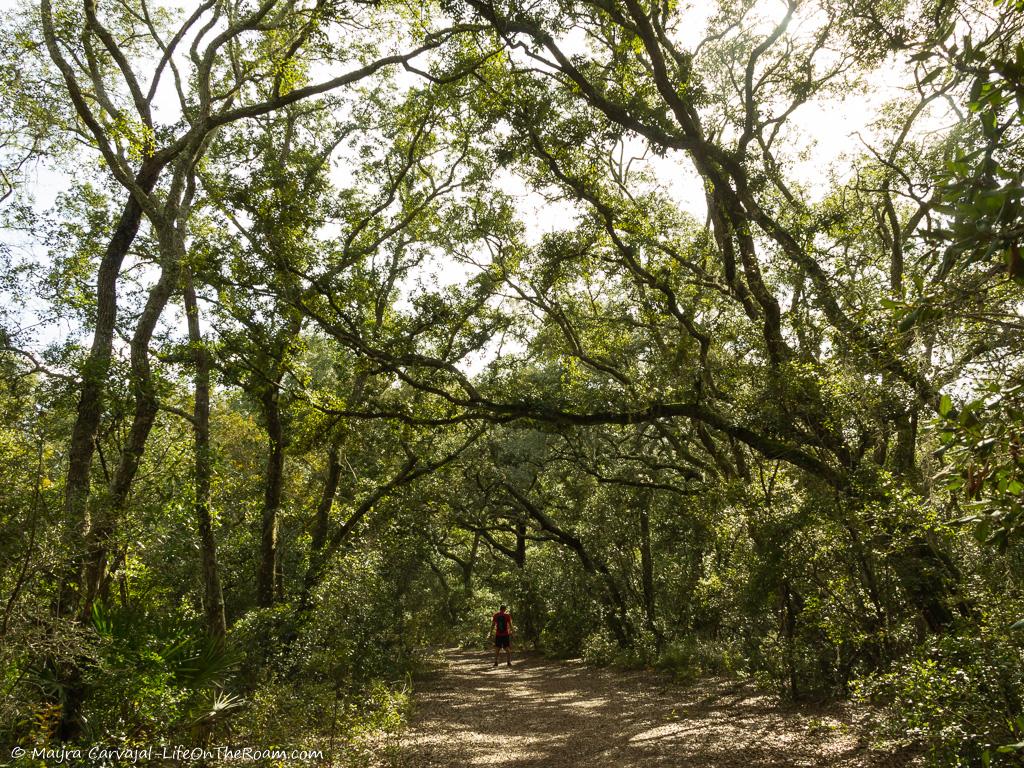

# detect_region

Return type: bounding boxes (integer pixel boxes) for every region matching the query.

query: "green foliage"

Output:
[446,585,503,649]
[228,544,424,761]
[923,29,1024,283]
[937,378,1024,548]
[858,626,1024,766]
[42,604,241,745]
[656,637,746,683]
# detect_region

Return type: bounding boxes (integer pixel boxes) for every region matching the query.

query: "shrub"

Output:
[657,636,745,683]
[857,627,1024,766]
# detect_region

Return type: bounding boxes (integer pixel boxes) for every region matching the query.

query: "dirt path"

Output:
[392,648,918,767]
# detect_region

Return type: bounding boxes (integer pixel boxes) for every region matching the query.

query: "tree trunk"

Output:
[311,445,341,553]
[893,409,918,478]
[257,388,285,607]
[514,519,526,568]
[638,499,659,646]
[57,161,162,619]
[463,533,479,590]
[184,270,226,640]
[80,251,181,620]
[781,579,799,699]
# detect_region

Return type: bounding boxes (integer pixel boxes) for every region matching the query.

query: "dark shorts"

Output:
[495,635,510,648]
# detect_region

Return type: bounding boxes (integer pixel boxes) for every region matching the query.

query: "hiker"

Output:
[491,605,513,667]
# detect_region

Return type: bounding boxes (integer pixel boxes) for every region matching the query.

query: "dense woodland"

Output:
[0,0,1023,764]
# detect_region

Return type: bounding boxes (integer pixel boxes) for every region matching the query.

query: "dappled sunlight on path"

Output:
[390,649,919,767]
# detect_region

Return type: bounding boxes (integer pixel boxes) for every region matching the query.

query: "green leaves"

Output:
[922,17,1024,287]
[939,394,953,417]
[933,381,1024,551]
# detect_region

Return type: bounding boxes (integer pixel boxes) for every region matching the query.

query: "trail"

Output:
[390,648,919,767]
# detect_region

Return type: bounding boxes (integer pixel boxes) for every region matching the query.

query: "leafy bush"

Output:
[857,628,1024,766]
[579,628,627,666]
[657,636,745,683]
[227,547,420,763]
[80,603,242,744]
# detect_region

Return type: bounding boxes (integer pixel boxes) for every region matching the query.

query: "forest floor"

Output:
[377,648,921,767]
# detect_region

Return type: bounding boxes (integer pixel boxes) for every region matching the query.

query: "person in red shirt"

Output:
[491,605,513,667]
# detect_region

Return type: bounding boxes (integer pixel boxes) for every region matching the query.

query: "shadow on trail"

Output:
[391,649,919,767]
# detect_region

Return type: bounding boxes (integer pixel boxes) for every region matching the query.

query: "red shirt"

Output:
[492,612,511,637]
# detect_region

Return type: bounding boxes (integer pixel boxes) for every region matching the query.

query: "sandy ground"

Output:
[386,648,920,767]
